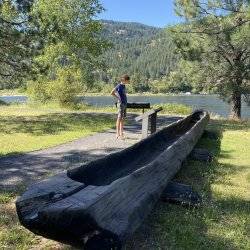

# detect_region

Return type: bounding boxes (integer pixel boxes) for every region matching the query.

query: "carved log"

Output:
[161,181,201,207]
[16,110,209,249]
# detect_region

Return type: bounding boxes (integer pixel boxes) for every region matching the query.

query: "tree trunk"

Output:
[230,91,241,119]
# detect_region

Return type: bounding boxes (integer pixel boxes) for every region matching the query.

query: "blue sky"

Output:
[98,0,182,28]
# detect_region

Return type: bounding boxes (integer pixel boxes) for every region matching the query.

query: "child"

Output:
[111,74,130,139]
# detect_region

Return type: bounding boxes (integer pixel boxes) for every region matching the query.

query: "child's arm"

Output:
[111,87,121,102]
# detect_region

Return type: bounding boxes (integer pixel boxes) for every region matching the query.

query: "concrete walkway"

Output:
[0,114,181,190]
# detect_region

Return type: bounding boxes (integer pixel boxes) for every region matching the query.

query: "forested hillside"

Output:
[95,20,179,91]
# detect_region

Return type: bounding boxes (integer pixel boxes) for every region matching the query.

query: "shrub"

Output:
[27,67,83,107]
[27,79,51,103]
[49,68,82,107]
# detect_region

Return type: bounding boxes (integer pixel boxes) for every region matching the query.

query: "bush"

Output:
[49,68,82,107]
[27,67,83,107]
[150,79,169,94]
[90,82,114,94]
[27,80,51,103]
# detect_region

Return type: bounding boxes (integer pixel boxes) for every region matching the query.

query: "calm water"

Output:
[1,94,249,118]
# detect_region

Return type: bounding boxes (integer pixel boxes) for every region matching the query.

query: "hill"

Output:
[97,20,178,88]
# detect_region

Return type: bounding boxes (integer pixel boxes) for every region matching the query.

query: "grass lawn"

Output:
[126,119,250,250]
[0,104,114,157]
[0,102,190,156]
[0,104,249,249]
[0,104,115,249]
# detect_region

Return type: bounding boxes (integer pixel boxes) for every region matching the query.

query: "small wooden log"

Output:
[161,181,202,207]
[190,148,213,162]
[202,130,218,140]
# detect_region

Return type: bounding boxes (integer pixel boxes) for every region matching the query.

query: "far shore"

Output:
[0,91,211,97]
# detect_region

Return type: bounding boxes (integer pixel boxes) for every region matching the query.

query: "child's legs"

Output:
[116,117,121,136]
[116,103,126,137]
[119,118,124,136]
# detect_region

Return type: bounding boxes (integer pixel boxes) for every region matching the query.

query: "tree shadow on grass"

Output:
[125,119,250,250]
[0,146,126,191]
[0,113,114,136]
[1,117,249,249]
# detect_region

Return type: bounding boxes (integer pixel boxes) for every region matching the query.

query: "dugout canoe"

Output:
[16,110,209,249]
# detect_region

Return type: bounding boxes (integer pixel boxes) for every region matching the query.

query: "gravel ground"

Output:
[0,114,181,191]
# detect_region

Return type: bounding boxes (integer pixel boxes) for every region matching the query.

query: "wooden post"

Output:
[141,117,149,139]
[135,107,163,139]
[150,113,157,134]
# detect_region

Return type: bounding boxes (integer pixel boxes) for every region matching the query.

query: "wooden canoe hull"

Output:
[16,111,209,249]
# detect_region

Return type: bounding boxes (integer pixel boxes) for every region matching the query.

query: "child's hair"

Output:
[121,74,130,82]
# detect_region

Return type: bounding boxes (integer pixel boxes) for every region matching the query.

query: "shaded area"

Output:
[68,114,194,186]
[2,116,249,249]
[0,114,181,190]
[16,111,207,249]
[125,119,250,250]
[0,113,113,136]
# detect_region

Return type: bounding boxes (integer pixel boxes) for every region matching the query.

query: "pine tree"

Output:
[173,0,250,119]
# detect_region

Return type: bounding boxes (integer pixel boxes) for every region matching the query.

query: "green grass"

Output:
[0,189,66,249]
[0,101,191,117]
[0,104,114,156]
[0,103,249,249]
[154,103,191,115]
[126,119,250,250]
[0,104,115,249]
[75,102,192,115]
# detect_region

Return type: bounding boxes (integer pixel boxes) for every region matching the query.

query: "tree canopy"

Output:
[29,0,109,105]
[0,0,37,88]
[0,0,109,105]
[172,0,250,119]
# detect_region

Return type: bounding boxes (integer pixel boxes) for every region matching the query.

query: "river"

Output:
[1,94,249,119]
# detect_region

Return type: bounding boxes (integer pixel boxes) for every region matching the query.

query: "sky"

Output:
[98,0,182,28]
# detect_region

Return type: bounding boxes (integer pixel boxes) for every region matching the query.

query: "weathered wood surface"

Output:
[126,102,150,110]
[16,110,209,249]
[135,107,163,138]
[161,181,202,207]
[135,107,163,122]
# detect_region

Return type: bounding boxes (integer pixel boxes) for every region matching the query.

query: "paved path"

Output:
[0,114,181,190]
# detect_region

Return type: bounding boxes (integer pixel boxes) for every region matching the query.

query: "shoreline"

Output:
[0,92,214,98]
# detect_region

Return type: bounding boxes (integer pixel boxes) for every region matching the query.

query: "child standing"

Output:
[111,74,130,139]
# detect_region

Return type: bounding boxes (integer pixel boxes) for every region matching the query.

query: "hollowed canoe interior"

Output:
[67,112,203,186]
